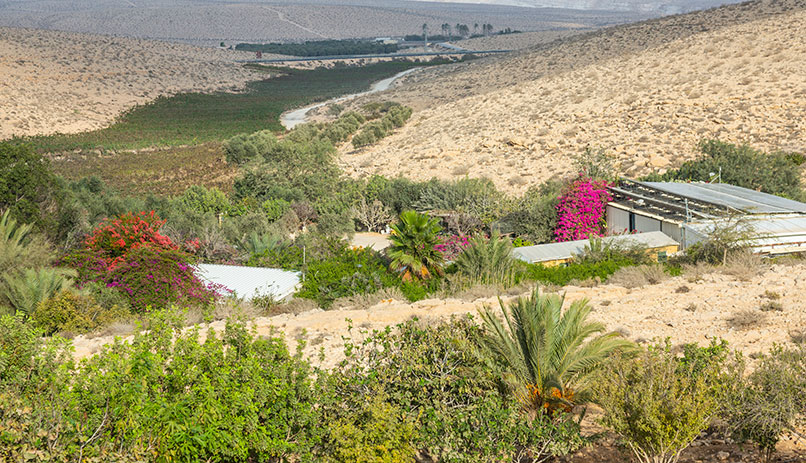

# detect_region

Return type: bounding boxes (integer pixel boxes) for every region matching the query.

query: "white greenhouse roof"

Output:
[196,264,301,300]
[512,231,678,264]
[684,214,806,255]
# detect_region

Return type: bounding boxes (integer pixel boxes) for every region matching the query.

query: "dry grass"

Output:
[608,264,670,289]
[719,251,768,281]
[727,309,768,330]
[759,301,784,312]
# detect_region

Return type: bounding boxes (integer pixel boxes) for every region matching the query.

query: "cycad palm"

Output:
[480,289,634,414]
[387,210,444,281]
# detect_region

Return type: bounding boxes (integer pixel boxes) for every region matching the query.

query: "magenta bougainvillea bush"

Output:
[62,211,225,312]
[435,234,472,261]
[554,177,613,242]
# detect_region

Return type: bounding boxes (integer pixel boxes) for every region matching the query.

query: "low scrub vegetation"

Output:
[235,39,399,57]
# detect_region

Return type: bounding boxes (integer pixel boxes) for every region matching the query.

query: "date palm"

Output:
[387,210,444,281]
[480,289,634,415]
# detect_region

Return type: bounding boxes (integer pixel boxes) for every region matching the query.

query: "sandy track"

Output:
[343,0,806,194]
[72,262,806,372]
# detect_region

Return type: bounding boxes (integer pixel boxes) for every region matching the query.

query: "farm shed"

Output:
[196,264,301,301]
[511,231,679,266]
[607,180,806,253]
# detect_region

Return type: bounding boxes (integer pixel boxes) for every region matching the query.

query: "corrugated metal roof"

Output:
[641,182,806,214]
[684,214,806,254]
[512,231,678,264]
[196,264,301,300]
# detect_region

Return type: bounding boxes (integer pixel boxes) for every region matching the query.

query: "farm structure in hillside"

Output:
[607,180,806,255]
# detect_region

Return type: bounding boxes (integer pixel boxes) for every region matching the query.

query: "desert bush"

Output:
[351,198,392,232]
[727,309,768,330]
[523,258,635,287]
[327,316,585,462]
[718,250,767,280]
[573,146,617,182]
[573,237,651,266]
[724,346,806,463]
[480,289,634,414]
[261,198,291,222]
[554,177,611,242]
[608,264,670,288]
[414,177,510,226]
[223,129,278,165]
[502,180,564,244]
[454,232,518,287]
[655,140,803,199]
[296,246,399,308]
[0,142,60,228]
[594,342,728,463]
[31,289,129,336]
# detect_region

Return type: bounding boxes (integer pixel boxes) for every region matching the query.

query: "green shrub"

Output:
[296,246,399,308]
[594,342,727,463]
[573,237,651,266]
[31,289,130,336]
[223,130,278,165]
[724,345,806,463]
[523,258,635,286]
[414,177,510,226]
[651,140,803,199]
[2,267,76,316]
[1,312,322,462]
[453,232,518,287]
[501,180,563,244]
[328,317,585,462]
[262,198,291,222]
[322,395,418,463]
[0,142,60,228]
[177,185,231,215]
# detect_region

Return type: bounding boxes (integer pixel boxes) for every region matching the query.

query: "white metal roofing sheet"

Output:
[196,264,301,300]
[641,182,806,214]
[511,231,678,264]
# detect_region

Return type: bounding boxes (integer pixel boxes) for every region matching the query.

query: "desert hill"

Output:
[343,0,806,193]
[0,0,638,47]
[0,27,264,139]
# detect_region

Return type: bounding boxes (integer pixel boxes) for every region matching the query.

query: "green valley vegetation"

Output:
[15,61,446,153]
[235,39,399,57]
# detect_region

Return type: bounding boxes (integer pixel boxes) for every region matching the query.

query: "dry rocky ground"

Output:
[70,260,806,461]
[342,0,806,194]
[0,27,266,139]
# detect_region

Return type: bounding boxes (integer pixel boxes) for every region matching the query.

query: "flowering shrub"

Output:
[107,246,224,311]
[86,211,176,266]
[554,177,612,242]
[434,234,472,261]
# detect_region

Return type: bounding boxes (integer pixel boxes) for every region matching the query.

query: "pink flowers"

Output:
[554,177,612,242]
[435,234,472,261]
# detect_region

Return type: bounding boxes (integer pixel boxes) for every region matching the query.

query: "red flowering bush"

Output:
[107,246,224,311]
[554,177,612,242]
[86,211,176,266]
[434,234,472,261]
[61,211,225,312]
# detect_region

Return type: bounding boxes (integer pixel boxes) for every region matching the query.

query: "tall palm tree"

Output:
[480,289,634,415]
[387,210,444,281]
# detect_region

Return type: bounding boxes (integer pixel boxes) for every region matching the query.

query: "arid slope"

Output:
[343,0,806,193]
[0,28,263,139]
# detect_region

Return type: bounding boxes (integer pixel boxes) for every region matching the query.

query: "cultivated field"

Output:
[0,0,641,47]
[343,0,806,194]
[0,27,264,139]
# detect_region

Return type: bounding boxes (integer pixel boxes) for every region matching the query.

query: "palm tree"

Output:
[479,289,634,415]
[454,231,517,287]
[387,210,444,281]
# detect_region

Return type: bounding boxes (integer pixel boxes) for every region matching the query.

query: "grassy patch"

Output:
[49,143,236,197]
[20,61,432,153]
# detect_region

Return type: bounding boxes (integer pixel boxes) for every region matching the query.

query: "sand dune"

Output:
[343,0,806,193]
[0,27,265,139]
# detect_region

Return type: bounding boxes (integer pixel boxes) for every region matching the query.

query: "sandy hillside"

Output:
[342,0,806,194]
[0,28,267,139]
[73,262,806,372]
[450,28,595,51]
